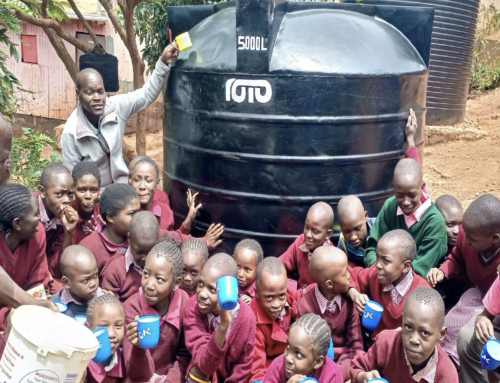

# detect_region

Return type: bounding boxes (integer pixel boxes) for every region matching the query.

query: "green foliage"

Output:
[0,2,21,120]
[133,0,227,74]
[470,5,500,92]
[10,127,61,190]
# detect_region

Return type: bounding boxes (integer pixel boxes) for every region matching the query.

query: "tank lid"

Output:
[11,306,98,359]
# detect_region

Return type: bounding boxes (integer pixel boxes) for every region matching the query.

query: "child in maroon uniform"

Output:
[0,183,51,329]
[101,211,159,303]
[264,314,343,383]
[128,155,169,206]
[180,237,208,298]
[298,247,362,381]
[80,184,140,275]
[234,238,264,304]
[71,162,101,245]
[124,240,190,382]
[279,202,334,290]
[350,287,458,383]
[426,194,500,364]
[183,253,256,383]
[128,155,224,249]
[85,295,126,383]
[250,257,298,382]
[37,163,79,280]
[348,229,429,340]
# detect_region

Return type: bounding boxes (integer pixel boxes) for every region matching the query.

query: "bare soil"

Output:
[125,88,500,210]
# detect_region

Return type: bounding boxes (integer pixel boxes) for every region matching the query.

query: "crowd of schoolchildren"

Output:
[1,109,500,383]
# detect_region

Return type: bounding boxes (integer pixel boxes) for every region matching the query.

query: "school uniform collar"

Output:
[383,269,414,305]
[124,247,144,275]
[59,287,105,306]
[298,238,332,260]
[98,230,128,254]
[239,279,256,298]
[138,287,182,330]
[87,348,124,380]
[396,192,432,228]
[148,200,163,218]
[404,346,438,383]
[37,193,61,231]
[314,285,342,314]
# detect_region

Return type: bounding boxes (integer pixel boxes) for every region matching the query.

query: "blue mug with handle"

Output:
[367,378,389,383]
[326,338,334,360]
[298,378,318,383]
[480,336,500,370]
[362,300,384,330]
[92,326,112,363]
[137,315,161,349]
[217,275,238,310]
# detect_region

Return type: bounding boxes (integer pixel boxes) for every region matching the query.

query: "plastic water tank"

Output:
[164,0,434,255]
[343,0,481,125]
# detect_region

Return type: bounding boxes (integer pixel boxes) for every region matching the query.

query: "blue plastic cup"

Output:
[298,378,318,383]
[480,336,500,370]
[53,300,67,314]
[74,315,87,325]
[216,275,238,310]
[367,378,388,383]
[326,338,334,360]
[137,315,161,349]
[362,300,384,330]
[92,326,112,363]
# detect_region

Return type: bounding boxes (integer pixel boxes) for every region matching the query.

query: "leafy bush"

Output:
[9,127,61,190]
[470,5,500,92]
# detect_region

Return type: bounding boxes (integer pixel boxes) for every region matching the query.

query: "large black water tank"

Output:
[343,0,481,125]
[164,0,434,256]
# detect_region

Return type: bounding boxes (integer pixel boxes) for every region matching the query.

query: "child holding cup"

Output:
[233,238,264,304]
[348,230,428,340]
[123,240,190,382]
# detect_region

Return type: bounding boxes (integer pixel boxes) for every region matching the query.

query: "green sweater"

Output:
[364,196,448,277]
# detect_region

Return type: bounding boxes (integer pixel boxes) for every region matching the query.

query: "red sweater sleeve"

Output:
[263,356,283,383]
[183,299,228,377]
[249,326,268,382]
[337,300,363,379]
[351,266,373,296]
[350,341,383,382]
[225,325,255,383]
[27,224,51,291]
[164,330,190,383]
[278,235,301,274]
[439,229,466,280]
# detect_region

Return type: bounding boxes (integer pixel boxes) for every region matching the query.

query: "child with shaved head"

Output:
[426,194,500,365]
[351,286,458,383]
[102,211,159,303]
[348,230,429,340]
[50,245,104,317]
[184,253,256,383]
[279,202,334,290]
[364,155,448,278]
[297,247,362,381]
[250,257,298,382]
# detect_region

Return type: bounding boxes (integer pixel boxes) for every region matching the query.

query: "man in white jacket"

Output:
[61,43,179,188]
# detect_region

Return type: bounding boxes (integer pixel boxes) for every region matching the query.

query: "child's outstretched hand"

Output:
[475,314,494,344]
[60,205,78,233]
[356,370,382,383]
[240,294,252,305]
[426,268,445,287]
[405,108,417,147]
[183,189,202,230]
[126,316,141,348]
[205,223,224,250]
[287,375,305,383]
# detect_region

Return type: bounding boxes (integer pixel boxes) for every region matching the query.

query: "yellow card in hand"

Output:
[26,284,47,300]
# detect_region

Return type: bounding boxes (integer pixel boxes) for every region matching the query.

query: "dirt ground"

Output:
[124,88,500,210]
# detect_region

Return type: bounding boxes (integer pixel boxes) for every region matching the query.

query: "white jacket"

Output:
[61,59,170,187]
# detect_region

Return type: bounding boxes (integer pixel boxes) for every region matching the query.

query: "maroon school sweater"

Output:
[264,354,343,383]
[154,189,170,206]
[350,330,459,383]
[0,222,51,330]
[123,288,190,383]
[101,256,142,303]
[86,349,124,383]
[279,234,334,289]
[440,226,499,292]
[80,231,125,275]
[184,295,256,383]
[297,288,363,381]
[352,266,429,339]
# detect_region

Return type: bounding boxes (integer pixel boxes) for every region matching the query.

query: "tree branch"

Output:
[42,27,79,82]
[15,10,93,53]
[66,0,100,45]
[98,0,129,49]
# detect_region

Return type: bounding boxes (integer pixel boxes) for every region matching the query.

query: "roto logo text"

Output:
[225,79,272,103]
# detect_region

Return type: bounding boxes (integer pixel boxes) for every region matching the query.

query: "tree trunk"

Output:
[43,27,79,82]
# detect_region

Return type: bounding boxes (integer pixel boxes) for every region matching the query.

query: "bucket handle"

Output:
[37,347,49,357]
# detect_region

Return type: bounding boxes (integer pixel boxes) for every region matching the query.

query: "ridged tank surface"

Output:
[343,0,481,125]
[164,0,434,256]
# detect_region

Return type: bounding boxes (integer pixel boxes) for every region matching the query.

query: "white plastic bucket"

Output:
[0,305,98,382]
